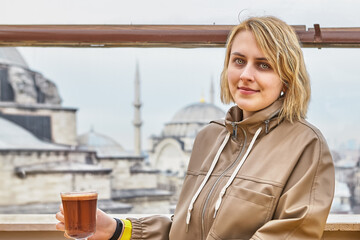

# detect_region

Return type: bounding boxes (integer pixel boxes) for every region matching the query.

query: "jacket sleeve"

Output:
[251,133,335,240]
[127,215,172,240]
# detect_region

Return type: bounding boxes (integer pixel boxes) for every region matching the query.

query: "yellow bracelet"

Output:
[119,219,132,240]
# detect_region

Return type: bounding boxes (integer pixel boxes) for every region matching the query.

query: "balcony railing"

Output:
[2,25,360,48]
[0,214,359,240]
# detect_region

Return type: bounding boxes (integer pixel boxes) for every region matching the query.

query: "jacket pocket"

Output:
[210,186,275,240]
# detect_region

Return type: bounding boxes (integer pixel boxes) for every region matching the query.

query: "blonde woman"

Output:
[57,16,335,240]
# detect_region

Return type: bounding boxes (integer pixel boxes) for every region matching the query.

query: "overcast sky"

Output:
[2,0,360,151]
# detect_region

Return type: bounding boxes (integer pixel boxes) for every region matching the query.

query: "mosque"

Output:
[0,47,225,214]
[0,48,165,213]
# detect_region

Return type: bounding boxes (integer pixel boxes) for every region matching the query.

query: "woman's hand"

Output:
[55,204,117,240]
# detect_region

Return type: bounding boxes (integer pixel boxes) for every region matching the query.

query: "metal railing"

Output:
[1,25,360,48]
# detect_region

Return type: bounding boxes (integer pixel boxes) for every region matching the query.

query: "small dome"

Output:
[77,130,127,158]
[0,47,28,68]
[170,102,225,124]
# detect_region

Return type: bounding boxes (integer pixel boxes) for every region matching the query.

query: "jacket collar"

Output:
[224,98,283,139]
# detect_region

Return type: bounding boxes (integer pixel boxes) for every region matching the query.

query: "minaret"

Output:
[133,62,142,155]
[210,76,215,104]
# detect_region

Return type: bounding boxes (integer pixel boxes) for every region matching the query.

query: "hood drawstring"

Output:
[213,127,262,218]
[185,132,231,232]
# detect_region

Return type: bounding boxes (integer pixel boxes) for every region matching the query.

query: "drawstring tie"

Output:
[185,132,231,232]
[213,127,262,218]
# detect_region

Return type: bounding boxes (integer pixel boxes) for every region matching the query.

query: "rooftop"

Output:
[0,117,68,151]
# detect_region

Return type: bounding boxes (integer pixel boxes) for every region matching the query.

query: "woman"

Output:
[56,16,335,240]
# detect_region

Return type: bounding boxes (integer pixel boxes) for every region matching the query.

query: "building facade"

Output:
[0,48,170,214]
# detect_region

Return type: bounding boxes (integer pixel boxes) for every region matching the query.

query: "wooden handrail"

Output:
[1,25,360,48]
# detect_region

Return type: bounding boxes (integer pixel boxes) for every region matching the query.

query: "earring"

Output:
[280,91,285,97]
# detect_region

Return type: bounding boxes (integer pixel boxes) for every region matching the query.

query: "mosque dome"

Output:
[0,47,29,68]
[169,102,225,124]
[161,102,225,138]
[148,101,225,173]
[77,130,128,158]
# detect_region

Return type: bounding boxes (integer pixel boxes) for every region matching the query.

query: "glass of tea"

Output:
[60,191,98,240]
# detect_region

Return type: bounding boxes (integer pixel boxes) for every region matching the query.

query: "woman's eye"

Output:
[259,63,271,69]
[235,58,244,65]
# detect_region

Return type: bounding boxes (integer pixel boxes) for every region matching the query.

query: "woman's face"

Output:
[227,30,283,119]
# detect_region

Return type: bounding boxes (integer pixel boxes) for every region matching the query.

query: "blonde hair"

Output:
[220,16,311,122]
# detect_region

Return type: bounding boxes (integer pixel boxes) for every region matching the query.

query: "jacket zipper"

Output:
[200,124,247,240]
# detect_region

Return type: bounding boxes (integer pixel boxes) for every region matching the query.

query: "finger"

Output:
[55,211,64,222]
[55,222,65,231]
[60,204,64,214]
[64,232,72,239]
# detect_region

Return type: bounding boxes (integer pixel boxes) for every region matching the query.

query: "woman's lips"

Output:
[238,87,260,95]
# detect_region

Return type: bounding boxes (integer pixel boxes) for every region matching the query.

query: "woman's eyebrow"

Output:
[230,52,245,57]
[230,52,268,61]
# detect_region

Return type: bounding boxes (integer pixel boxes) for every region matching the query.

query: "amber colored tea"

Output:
[61,192,98,239]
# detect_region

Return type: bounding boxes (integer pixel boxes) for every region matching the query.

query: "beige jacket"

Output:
[128,99,335,240]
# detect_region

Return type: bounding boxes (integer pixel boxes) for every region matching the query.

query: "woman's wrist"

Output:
[105,217,119,240]
[109,218,123,240]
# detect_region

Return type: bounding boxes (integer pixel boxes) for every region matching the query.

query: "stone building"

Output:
[0,47,125,213]
[0,47,170,214]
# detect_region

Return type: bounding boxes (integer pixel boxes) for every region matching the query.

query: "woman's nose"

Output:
[239,64,255,82]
